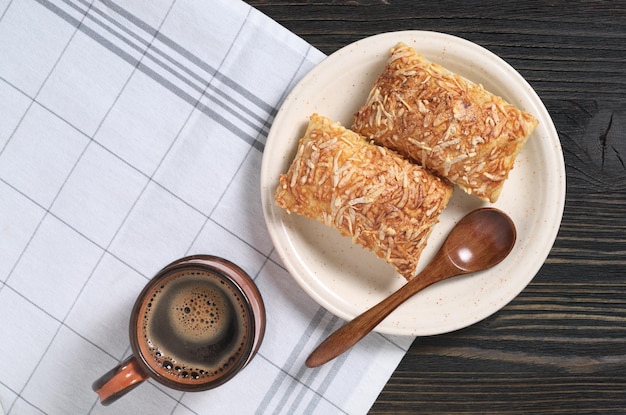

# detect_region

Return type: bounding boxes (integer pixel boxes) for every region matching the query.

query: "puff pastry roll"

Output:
[275,114,453,280]
[352,42,538,202]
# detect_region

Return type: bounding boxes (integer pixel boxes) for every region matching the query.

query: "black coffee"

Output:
[137,268,251,384]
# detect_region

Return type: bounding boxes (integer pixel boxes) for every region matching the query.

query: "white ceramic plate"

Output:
[261,31,565,336]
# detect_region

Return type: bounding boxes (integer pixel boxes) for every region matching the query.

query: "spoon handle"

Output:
[305,258,457,368]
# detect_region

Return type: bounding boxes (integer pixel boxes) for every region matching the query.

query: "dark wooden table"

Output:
[246,1,626,413]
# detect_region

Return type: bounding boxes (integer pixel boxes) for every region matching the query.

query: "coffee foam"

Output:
[170,283,232,343]
[139,269,251,383]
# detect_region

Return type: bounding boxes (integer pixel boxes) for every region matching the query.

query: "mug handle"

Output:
[92,356,150,405]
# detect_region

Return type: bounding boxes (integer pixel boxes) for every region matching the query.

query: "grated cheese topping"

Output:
[275,114,453,280]
[352,42,539,202]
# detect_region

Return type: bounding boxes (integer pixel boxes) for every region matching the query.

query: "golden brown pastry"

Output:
[352,42,538,202]
[275,114,453,280]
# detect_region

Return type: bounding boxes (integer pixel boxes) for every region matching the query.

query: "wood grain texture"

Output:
[246,0,626,413]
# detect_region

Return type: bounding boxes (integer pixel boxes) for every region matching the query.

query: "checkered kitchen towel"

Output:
[0,0,413,414]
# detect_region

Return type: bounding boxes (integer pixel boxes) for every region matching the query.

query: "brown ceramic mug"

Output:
[92,255,266,405]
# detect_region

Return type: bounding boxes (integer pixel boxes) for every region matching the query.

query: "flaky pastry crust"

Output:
[352,42,538,202]
[275,114,453,279]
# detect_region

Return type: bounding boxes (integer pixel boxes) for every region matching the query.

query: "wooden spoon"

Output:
[305,208,516,368]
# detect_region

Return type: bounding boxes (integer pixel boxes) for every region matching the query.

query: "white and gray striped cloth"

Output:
[0,0,413,414]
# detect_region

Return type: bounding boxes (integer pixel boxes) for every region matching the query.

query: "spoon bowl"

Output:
[305,208,516,368]
[443,208,517,273]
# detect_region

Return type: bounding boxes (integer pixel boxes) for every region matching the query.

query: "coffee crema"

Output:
[135,268,252,385]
